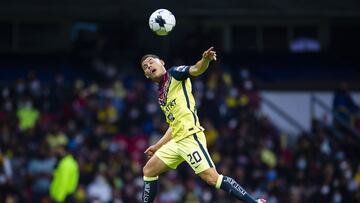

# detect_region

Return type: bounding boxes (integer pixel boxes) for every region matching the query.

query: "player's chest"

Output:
[158,81,183,111]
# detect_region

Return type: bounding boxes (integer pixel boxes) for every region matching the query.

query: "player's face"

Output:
[141,57,166,82]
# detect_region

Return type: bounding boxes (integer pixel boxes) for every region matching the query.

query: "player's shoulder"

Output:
[169,65,191,81]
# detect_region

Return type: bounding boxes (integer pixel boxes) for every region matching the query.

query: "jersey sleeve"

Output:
[169,65,191,81]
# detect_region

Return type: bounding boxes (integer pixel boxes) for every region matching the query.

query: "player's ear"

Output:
[160,59,165,66]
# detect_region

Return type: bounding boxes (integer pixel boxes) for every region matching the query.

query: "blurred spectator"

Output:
[0,149,15,203]
[50,146,79,203]
[86,172,112,203]
[16,99,39,131]
[27,143,56,203]
[46,126,69,150]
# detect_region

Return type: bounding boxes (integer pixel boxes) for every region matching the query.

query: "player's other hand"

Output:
[202,47,217,61]
[144,145,159,159]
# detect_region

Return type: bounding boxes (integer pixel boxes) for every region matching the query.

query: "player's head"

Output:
[140,54,167,82]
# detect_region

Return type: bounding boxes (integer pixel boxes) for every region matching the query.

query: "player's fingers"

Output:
[212,52,217,60]
[145,152,152,158]
[203,49,216,59]
[204,51,215,57]
[144,147,151,154]
[206,47,214,53]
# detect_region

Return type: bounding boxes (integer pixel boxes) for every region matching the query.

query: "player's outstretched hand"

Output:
[202,47,217,61]
[144,145,159,159]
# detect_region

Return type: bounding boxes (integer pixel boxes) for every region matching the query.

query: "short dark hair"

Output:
[140,54,160,66]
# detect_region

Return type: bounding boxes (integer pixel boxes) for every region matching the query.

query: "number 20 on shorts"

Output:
[187,151,202,165]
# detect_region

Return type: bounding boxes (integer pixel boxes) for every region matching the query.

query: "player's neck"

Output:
[154,77,161,84]
[156,72,168,85]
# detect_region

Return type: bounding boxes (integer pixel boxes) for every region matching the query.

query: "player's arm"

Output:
[189,47,217,77]
[154,127,172,148]
[144,127,172,158]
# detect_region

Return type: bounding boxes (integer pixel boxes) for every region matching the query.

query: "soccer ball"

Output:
[149,9,176,36]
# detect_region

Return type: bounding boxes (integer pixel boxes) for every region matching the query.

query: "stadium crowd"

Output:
[0,61,360,203]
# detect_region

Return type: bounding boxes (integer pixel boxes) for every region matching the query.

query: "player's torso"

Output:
[159,75,203,142]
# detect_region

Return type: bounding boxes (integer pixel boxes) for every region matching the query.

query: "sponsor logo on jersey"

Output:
[165,99,176,112]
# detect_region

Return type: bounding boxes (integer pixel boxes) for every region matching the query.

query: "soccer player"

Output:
[140,47,266,203]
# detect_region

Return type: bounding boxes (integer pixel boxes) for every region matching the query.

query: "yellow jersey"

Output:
[158,65,204,142]
[50,154,79,202]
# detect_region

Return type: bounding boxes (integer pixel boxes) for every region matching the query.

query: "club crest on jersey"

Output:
[167,113,175,122]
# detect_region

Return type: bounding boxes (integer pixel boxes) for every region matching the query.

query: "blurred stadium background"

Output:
[0,0,360,203]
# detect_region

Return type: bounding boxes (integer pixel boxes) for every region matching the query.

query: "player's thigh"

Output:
[151,139,184,172]
[177,132,216,174]
[143,154,171,177]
